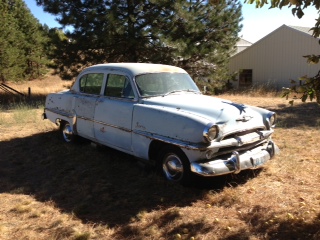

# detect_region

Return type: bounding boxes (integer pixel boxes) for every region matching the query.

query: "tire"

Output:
[158,146,192,185]
[60,121,76,143]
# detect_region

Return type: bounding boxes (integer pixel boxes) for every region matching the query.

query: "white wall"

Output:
[229,25,320,89]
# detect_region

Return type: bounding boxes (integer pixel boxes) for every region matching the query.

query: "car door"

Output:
[94,73,135,152]
[73,73,104,140]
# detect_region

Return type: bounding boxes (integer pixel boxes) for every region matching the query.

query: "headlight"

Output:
[203,124,219,142]
[267,113,276,129]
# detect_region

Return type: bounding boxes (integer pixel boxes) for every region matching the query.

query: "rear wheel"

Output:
[158,146,192,185]
[60,121,76,143]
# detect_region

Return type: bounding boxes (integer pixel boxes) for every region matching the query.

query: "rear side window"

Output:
[79,73,104,95]
[105,74,134,98]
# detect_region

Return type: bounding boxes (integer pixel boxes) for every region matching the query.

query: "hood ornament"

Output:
[236,115,253,122]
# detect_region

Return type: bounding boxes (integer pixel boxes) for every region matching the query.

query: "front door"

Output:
[94,73,135,152]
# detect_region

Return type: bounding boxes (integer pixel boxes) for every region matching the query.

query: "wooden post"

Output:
[28,87,31,100]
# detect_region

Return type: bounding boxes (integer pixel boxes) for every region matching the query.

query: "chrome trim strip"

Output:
[46,108,132,133]
[76,116,132,133]
[77,115,92,121]
[45,108,74,118]
[94,120,132,133]
[211,140,268,158]
[220,126,266,141]
[208,130,273,150]
[133,129,205,150]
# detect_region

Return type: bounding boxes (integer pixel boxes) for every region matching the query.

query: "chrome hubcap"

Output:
[163,154,184,181]
[63,124,73,142]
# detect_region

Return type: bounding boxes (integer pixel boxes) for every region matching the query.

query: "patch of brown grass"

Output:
[0,194,108,240]
[7,73,72,95]
[0,79,319,239]
[0,72,72,107]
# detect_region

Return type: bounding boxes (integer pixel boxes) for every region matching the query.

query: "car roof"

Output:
[83,63,187,76]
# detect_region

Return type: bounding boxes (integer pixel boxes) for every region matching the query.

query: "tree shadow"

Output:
[0,130,259,227]
[263,102,320,128]
[223,206,320,240]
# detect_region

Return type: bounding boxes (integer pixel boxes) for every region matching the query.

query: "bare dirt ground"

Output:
[0,76,319,240]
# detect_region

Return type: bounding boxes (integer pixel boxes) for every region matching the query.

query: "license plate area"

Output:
[250,151,270,167]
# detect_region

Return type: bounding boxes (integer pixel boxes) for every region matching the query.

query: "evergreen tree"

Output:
[13,0,50,79]
[0,1,26,82]
[36,0,242,91]
[163,0,242,92]
[0,0,49,82]
[36,0,175,78]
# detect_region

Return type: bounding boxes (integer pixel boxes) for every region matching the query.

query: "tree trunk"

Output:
[316,89,320,104]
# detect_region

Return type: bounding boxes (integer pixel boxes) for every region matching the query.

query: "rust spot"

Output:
[135,122,146,130]
[157,66,184,73]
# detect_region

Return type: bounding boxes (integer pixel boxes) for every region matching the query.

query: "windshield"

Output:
[135,73,200,97]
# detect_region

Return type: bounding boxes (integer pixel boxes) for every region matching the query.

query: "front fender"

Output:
[132,104,209,144]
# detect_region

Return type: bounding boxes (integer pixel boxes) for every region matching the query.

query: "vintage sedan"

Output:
[43,63,278,184]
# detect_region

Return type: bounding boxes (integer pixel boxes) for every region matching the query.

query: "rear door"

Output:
[94,73,136,152]
[73,73,104,140]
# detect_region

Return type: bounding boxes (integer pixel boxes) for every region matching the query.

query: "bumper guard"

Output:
[190,141,279,177]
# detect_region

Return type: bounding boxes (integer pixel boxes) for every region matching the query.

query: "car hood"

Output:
[141,93,265,123]
[143,93,262,120]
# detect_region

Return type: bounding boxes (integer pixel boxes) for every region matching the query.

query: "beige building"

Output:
[235,38,252,54]
[229,25,320,89]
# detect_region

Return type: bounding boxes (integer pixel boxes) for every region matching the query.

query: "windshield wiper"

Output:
[163,89,199,96]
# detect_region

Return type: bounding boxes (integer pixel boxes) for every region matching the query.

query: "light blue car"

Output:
[43,63,278,184]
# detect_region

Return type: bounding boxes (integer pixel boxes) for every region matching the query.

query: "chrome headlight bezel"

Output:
[266,112,276,129]
[203,124,219,143]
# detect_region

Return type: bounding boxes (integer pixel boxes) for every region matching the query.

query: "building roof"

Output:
[288,25,313,36]
[236,38,252,46]
[232,25,315,57]
[256,25,315,44]
[233,38,252,55]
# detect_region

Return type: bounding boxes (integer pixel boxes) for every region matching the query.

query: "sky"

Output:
[25,0,319,43]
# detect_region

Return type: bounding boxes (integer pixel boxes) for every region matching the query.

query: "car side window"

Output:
[105,74,134,99]
[79,73,104,95]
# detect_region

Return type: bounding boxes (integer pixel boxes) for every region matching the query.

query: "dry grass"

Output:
[0,73,72,107]
[6,73,72,96]
[0,77,319,240]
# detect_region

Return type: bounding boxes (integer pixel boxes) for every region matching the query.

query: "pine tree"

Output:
[36,0,175,78]
[0,1,26,82]
[13,0,50,79]
[0,0,49,82]
[163,0,242,92]
[36,0,242,90]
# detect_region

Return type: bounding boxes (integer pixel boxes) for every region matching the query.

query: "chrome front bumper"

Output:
[190,141,279,177]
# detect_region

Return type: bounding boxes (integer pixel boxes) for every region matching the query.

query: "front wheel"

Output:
[158,146,192,185]
[60,121,76,143]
